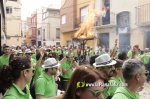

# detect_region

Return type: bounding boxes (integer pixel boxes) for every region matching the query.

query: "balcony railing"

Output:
[135,3,150,26]
[74,12,116,29]
[95,12,116,27]
[29,23,37,28]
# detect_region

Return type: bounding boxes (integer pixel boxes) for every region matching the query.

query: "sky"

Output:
[21,0,61,20]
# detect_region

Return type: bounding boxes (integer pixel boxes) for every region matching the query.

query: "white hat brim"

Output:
[93,60,116,67]
[42,63,61,69]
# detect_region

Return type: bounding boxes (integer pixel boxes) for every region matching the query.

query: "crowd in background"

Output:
[0,40,150,99]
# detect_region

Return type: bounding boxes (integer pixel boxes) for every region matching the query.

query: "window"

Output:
[61,15,66,24]
[80,6,88,22]
[56,42,60,46]
[56,28,60,39]
[43,13,46,19]
[38,30,40,35]
[6,7,12,14]
[43,29,45,40]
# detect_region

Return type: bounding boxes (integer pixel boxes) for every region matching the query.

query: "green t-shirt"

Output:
[32,53,37,62]
[0,55,9,68]
[127,50,132,58]
[73,50,77,57]
[89,50,94,57]
[141,54,150,64]
[35,73,56,98]
[127,50,141,58]
[3,83,32,99]
[104,77,124,98]
[32,66,44,86]
[61,61,73,79]
[112,87,139,99]
[31,58,36,68]
[57,50,62,56]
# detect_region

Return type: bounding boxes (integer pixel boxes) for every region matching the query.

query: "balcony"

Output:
[74,12,116,29]
[29,35,36,40]
[95,12,116,28]
[135,3,150,26]
[29,23,37,28]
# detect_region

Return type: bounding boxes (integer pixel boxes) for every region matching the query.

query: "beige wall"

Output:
[6,20,22,46]
[60,31,76,46]
[6,0,22,46]
[111,0,138,29]
[138,0,150,5]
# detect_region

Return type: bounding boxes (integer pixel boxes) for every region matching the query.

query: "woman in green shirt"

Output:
[0,57,34,99]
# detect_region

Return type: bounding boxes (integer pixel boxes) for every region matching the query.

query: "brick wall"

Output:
[60,0,76,33]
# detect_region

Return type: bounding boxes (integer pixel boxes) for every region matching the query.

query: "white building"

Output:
[42,8,60,46]
[21,20,28,45]
[36,9,43,47]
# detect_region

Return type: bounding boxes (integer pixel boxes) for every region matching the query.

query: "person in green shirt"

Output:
[0,57,34,99]
[17,49,23,57]
[112,59,148,99]
[25,49,37,68]
[93,54,117,99]
[89,47,94,57]
[61,54,79,90]
[32,50,47,86]
[0,46,10,68]
[35,58,61,99]
[106,60,124,98]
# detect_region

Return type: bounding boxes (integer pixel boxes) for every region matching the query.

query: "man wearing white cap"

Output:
[93,54,116,99]
[25,49,36,68]
[35,58,60,99]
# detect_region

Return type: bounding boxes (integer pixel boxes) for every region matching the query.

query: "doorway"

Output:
[119,33,130,51]
[144,31,150,48]
[98,33,109,50]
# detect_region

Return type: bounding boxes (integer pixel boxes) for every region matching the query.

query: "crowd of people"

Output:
[0,40,150,99]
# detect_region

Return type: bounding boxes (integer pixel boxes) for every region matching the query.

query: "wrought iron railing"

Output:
[135,3,150,25]
[74,12,116,28]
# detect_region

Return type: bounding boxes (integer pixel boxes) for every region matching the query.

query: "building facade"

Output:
[6,0,22,46]
[41,8,60,46]
[61,0,150,51]
[21,20,27,45]
[36,9,43,47]
[26,17,31,46]
[135,0,150,49]
[28,11,37,46]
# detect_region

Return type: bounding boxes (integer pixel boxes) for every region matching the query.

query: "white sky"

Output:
[21,0,61,20]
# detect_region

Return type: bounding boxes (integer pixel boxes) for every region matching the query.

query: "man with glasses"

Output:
[25,49,36,68]
[35,58,60,99]
[112,59,148,99]
[93,54,116,99]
